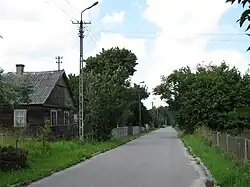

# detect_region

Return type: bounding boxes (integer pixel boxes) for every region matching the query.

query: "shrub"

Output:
[40,120,52,147]
[0,145,28,171]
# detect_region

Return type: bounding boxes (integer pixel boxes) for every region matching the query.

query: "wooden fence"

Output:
[200,128,250,163]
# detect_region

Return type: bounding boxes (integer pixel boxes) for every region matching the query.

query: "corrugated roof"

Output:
[2,70,64,105]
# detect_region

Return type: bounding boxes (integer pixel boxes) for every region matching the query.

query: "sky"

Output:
[0,0,250,109]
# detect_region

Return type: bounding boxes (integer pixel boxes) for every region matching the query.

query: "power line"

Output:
[64,0,80,14]
[196,33,246,36]
[89,29,250,42]
[44,0,77,21]
[87,31,101,47]
[91,26,247,36]
[109,31,246,37]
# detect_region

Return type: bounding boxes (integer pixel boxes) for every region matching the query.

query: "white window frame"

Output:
[64,111,70,126]
[14,109,27,127]
[50,110,58,126]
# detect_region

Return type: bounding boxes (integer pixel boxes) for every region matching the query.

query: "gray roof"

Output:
[2,70,64,105]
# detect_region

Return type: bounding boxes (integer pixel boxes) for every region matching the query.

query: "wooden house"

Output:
[0,64,77,138]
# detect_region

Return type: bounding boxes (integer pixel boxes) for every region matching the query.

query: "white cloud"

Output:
[0,0,101,72]
[87,32,146,58]
[101,11,126,24]
[0,0,249,110]
[138,0,250,108]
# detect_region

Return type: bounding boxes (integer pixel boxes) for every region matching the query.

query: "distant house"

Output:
[0,64,77,138]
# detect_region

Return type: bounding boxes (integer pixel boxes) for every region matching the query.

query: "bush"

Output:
[0,146,28,171]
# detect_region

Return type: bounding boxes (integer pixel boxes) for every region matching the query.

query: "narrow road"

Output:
[29,127,201,187]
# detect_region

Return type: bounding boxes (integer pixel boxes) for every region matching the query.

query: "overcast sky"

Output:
[0,0,250,108]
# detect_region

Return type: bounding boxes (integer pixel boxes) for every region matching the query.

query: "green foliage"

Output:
[40,120,52,149]
[67,73,79,109]
[83,48,136,140]
[226,0,250,51]
[0,130,152,187]
[183,132,250,187]
[124,83,151,126]
[0,69,33,108]
[0,146,28,171]
[0,69,9,107]
[68,47,151,141]
[154,61,250,133]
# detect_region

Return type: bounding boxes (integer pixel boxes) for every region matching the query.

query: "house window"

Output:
[50,110,57,126]
[14,109,27,127]
[64,111,69,126]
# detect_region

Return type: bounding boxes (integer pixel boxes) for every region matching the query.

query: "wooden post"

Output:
[244,139,248,164]
[216,132,220,147]
[226,134,229,152]
[1,132,3,145]
[237,142,241,159]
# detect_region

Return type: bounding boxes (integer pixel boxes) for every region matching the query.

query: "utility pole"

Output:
[138,81,144,131]
[151,101,154,128]
[152,98,156,128]
[55,56,63,70]
[138,92,142,131]
[72,1,99,141]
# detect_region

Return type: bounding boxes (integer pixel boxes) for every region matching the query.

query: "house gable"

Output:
[45,73,75,109]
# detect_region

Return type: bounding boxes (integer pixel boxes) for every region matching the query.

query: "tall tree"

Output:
[154,61,250,134]
[68,74,79,109]
[0,69,7,107]
[125,83,151,126]
[83,47,138,141]
[0,69,33,108]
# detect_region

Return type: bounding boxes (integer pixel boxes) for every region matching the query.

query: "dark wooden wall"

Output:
[0,108,13,128]
[45,76,75,109]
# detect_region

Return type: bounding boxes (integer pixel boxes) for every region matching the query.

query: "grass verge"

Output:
[0,129,155,187]
[181,133,250,187]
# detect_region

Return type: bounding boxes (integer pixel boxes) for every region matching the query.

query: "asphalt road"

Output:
[28,127,203,187]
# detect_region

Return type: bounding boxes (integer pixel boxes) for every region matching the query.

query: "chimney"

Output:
[16,64,25,75]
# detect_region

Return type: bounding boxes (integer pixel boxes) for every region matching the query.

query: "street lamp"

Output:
[81,2,99,21]
[73,1,99,141]
[138,81,145,131]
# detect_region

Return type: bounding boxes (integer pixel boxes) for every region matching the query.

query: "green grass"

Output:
[182,133,250,187]
[0,130,154,187]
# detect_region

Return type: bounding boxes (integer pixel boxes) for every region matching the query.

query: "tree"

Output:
[0,69,33,108]
[0,69,7,107]
[154,61,250,134]
[82,47,139,141]
[67,47,152,140]
[125,83,151,127]
[226,0,250,51]
[68,74,79,110]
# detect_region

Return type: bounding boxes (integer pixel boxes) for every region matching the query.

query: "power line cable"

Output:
[90,29,250,42]
[44,0,77,21]
[87,31,101,48]
[64,0,80,14]
[98,29,247,36]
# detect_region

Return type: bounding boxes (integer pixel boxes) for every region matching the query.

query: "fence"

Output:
[201,128,250,163]
[0,131,8,144]
[1,125,149,145]
[112,126,147,139]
